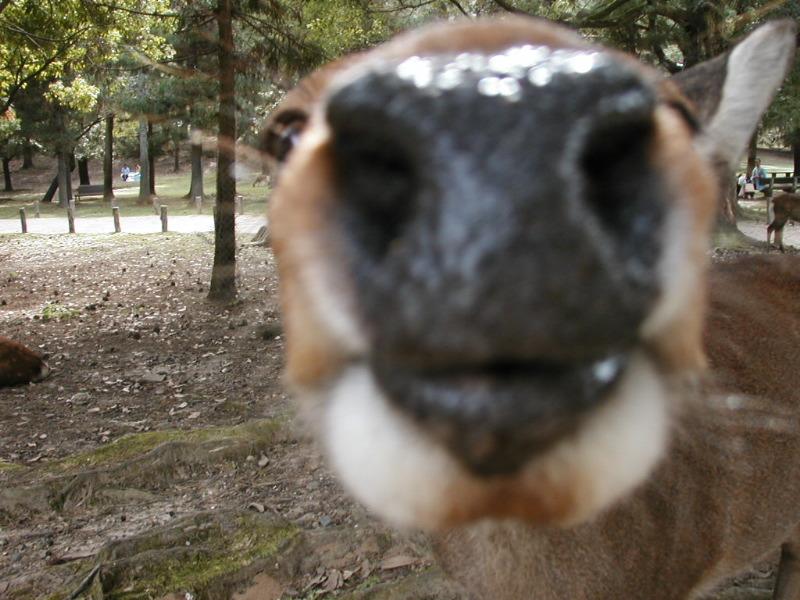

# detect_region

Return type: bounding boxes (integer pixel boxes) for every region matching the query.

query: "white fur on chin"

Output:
[321,353,669,530]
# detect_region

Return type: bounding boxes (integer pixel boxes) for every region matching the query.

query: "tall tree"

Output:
[172,0,324,302]
[209,0,237,302]
[138,117,153,206]
[103,114,115,202]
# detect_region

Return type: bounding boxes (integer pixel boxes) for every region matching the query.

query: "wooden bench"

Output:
[765,173,799,196]
[74,184,105,201]
[736,172,799,197]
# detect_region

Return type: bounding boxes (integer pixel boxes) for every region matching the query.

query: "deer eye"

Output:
[262,110,308,164]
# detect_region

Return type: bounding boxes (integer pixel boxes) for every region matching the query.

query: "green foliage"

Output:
[303,0,391,58]
[46,76,100,113]
[0,108,22,158]
[41,302,80,321]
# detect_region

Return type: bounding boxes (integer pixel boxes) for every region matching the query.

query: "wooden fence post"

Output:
[235,194,243,215]
[67,207,76,233]
[160,205,168,233]
[34,199,40,218]
[112,206,121,233]
[19,208,26,233]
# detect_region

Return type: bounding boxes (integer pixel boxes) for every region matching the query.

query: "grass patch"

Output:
[0,171,270,220]
[0,460,23,473]
[41,302,80,321]
[49,418,283,473]
[95,513,301,600]
[136,521,297,598]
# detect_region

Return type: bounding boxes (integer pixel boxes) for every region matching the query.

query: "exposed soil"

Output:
[0,232,452,599]
[0,221,791,599]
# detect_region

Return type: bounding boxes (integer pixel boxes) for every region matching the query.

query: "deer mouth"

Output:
[370,354,629,476]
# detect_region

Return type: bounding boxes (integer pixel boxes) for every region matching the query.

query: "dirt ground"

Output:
[0,221,789,599]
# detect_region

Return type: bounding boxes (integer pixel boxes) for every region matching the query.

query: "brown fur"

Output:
[267,15,799,600]
[0,336,48,387]
[437,255,800,599]
[767,192,800,251]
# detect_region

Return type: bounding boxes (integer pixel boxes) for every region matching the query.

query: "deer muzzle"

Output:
[320,46,667,475]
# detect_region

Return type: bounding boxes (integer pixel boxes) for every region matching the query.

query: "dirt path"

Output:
[0,228,781,599]
[0,232,462,600]
[0,214,266,236]
[738,218,800,250]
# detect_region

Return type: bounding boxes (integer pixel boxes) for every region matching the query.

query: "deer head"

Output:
[266,17,796,530]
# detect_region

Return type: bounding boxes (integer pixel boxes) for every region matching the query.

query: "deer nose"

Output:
[324,49,666,475]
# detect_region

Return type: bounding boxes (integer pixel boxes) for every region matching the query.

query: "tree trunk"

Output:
[67,154,74,200]
[148,120,156,196]
[716,162,738,229]
[188,135,204,200]
[103,113,114,202]
[138,117,152,205]
[78,157,90,185]
[747,132,758,177]
[209,0,237,303]
[56,150,71,208]
[792,131,800,177]
[22,140,33,169]
[42,176,58,203]
[2,157,12,192]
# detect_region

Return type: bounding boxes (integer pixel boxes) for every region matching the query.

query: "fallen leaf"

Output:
[380,555,417,571]
[323,569,344,592]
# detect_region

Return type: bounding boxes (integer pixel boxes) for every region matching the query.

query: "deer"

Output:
[767,192,800,252]
[264,16,799,599]
[0,336,49,387]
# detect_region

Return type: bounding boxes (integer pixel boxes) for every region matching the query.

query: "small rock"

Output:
[256,323,282,340]
[257,454,269,468]
[247,502,266,513]
[318,515,332,527]
[70,392,90,404]
[140,372,165,383]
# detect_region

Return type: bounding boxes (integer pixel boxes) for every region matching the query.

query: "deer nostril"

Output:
[577,91,664,272]
[580,92,656,233]
[327,100,420,260]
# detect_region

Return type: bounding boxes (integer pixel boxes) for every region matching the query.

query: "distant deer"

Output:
[767,192,800,251]
[264,17,798,599]
[0,336,49,387]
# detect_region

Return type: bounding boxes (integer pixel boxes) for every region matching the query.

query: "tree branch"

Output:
[446,0,470,17]
[368,0,438,14]
[75,117,102,141]
[491,0,530,15]
[81,0,180,18]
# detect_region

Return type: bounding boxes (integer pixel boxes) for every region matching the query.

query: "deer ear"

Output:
[672,20,796,169]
